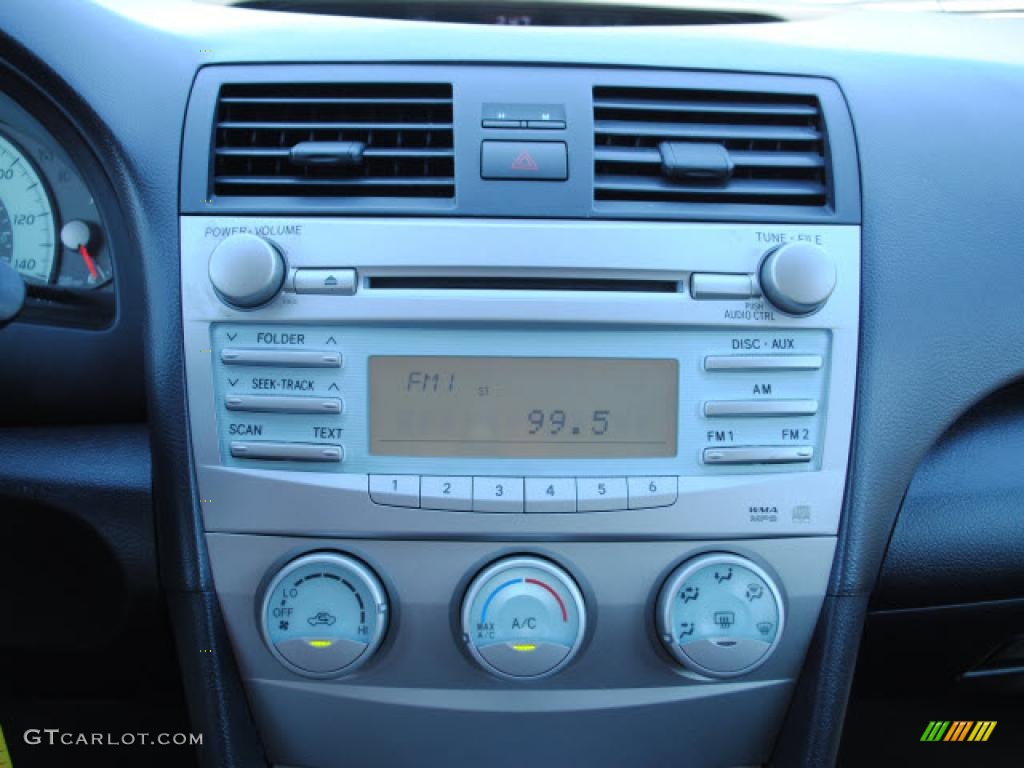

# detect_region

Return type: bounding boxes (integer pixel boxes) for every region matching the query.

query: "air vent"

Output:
[593,86,829,211]
[213,83,454,200]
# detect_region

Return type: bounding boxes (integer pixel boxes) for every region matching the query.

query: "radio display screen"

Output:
[369,356,678,458]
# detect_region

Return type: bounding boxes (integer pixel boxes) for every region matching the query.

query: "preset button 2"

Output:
[421,476,473,511]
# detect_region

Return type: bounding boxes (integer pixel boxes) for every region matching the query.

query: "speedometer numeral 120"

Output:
[0,133,56,284]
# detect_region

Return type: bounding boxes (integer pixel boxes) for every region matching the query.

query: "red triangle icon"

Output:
[511,151,539,171]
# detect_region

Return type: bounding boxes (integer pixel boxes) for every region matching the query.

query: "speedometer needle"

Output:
[78,244,98,280]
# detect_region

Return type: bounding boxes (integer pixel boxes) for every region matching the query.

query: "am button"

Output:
[481,141,568,181]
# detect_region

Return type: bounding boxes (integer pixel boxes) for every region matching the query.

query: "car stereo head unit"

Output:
[182,216,857,538]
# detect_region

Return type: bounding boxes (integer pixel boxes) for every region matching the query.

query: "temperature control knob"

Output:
[657,553,784,678]
[759,242,836,315]
[261,552,388,678]
[462,556,586,680]
[209,233,285,308]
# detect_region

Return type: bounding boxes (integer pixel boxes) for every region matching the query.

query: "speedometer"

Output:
[0,131,56,283]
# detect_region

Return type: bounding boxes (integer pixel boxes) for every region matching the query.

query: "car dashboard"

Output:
[0,1,1023,767]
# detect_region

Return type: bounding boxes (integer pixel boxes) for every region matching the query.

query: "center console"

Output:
[180,64,859,768]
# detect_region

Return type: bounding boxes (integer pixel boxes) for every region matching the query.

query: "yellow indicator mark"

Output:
[0,722,12,768]
[512,644,537,652]
[968,721,997,742]
[307,639,334,649]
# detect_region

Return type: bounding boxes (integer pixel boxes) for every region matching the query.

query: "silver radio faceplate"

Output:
[182,217,859,539]
[210,324,830,476]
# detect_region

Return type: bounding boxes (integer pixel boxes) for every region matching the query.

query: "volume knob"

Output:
[759,242,836,316]
[209,233,286,308]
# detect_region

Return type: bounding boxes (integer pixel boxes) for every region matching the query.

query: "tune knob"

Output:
[759,242,836,315]
[208,233,286,308]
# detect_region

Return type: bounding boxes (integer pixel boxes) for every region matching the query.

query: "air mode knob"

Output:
[657,553,784,678]
[209,233,285,308]
[759,242,836,315]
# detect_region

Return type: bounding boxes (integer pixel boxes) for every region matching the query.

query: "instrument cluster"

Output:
[0,90,117,327]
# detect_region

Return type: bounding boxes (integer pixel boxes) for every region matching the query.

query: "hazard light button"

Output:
[481,141,568,181]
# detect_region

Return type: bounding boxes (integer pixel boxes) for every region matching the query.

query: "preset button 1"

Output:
[369,475,420,508]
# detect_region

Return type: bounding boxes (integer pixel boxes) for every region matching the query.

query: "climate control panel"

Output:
[255,549,787,682]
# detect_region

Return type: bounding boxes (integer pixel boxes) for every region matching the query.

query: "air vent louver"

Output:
[213,83,454,200]
[593,86,829,211]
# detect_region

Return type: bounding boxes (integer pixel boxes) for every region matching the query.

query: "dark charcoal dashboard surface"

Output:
[0,1,1022,766]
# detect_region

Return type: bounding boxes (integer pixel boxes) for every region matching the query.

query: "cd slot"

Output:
[367,275,682,293]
